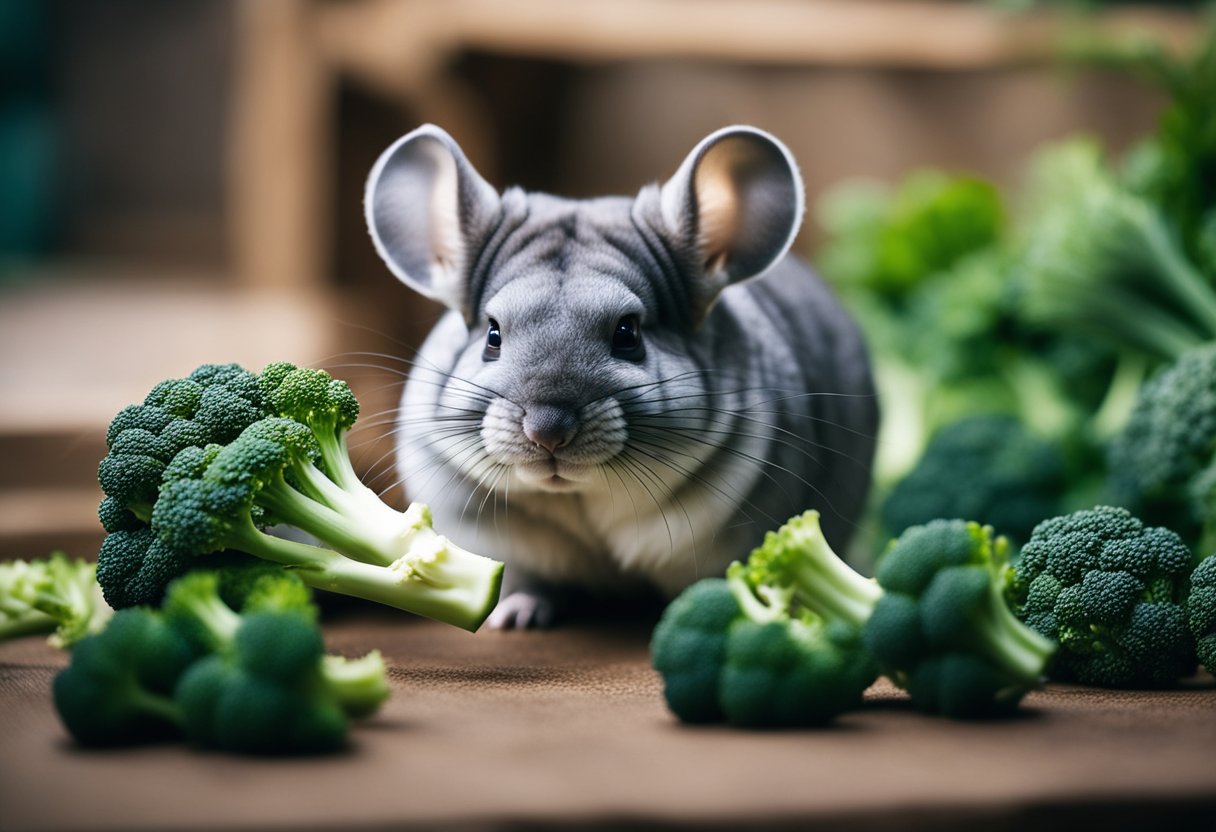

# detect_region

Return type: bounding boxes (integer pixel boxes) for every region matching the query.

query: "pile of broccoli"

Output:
[651,510,1057,725]
[96,361,504,632]
[53,567,390,753]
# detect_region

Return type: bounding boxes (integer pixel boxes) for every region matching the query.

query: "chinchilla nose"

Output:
[522,404,579,453]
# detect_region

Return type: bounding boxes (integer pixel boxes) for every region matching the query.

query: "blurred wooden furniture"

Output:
[229,0,1201,289]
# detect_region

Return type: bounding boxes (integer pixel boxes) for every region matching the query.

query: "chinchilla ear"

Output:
[658,126,805,322]
[365,124,501,319]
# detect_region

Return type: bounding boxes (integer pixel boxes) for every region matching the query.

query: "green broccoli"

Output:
[52,569,390,753]
[880,414,1070,547]
[52,607,198,746]
[1107,344,1216,554]
[654,511,1053,723]
[1186,555,1216,675]
[738,511,1054,718]
[96,361,504,632]
[1007,505,1198,688]
[650,559,877,728]
[98,363,267,532]
[163,570,390,721]
[863,520,1057,717]
[0,553,112,647]
[165,571,389,753]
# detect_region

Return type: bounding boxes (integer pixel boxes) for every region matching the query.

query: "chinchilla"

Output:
[365,123,878,628]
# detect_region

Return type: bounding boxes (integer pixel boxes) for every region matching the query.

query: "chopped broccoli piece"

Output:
[52,569,390,754]
[1107,344,1216,553]
[0,553,112,648]
[650,555,877,728]
[1007,505,1198,688]
[95,362,504,632]
[1186,555,1216,675]
[162,570,390,721]
[655,510,1053,724]
[52,607,197,746]
[864,519,1056,717]
[880,414,1069,546]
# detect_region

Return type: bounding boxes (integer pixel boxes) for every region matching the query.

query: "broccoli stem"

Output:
[972,584,1057,684]
[320,651,391,718]
[725,566,786,624]
[787,541,882,631]
[181,591,242,650]
[313,429,367,497]
[225,513,503,632]
[257,471,414,568]
[122,679,184,728]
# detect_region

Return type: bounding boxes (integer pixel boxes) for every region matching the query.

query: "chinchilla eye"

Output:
[611,315,644,360]
[483,318,502,361]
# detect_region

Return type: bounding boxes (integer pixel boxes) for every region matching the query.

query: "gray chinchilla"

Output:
[365,124,878,628]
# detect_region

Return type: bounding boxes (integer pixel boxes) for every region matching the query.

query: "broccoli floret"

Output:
[864,520,1056,717]
[881,414,1069,546]
[1186,555,1216,674]
[164,571,389,752]
[0,553,112,647]
[654,511,1055,721]
[162,570,390,720]
[53,570,390,753]
[99,364,267,526]
[738,511,1053,718]
[650,555,877,728]
[52,607,197,746]
[95,362,504,632]
[1007,505,1198,688]
[1107,344,1216,553]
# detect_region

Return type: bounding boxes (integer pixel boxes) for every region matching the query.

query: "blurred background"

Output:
[0,0,1210,564]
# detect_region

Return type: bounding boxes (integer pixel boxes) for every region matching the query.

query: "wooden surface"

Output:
[2,609,1214,832]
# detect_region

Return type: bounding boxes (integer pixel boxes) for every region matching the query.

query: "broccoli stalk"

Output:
[97,362,504,631]
[156,451,502,633]
[741,511,883,631]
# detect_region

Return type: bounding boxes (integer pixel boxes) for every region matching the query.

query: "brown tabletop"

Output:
[2,608,1214,832]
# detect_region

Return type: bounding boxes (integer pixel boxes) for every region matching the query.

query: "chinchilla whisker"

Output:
[624,434,786,531]
[628,428,857,537]
[631,411,873,472]
[463,459,507,530]
[629,423,834,492]
[396,433,489,499]
[609,452,683,564]
[628,424,848,524]
[599,460,644,551]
